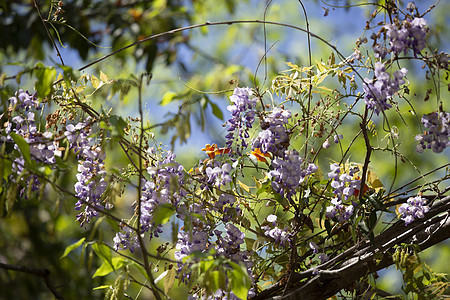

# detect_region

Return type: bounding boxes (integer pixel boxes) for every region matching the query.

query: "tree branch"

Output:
[0,262,64,300]
[257,195,450,300]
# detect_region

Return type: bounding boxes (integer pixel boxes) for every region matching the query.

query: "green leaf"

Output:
[161,91,177,106]
[60,65,79,87]
[60,237,86,259]
[93,285,111,290]
[324,219,332,235]
[200,258,215,273]
[256,180,271,197]
[131,261,150,281]
[163,268,176,294]
[109,115,127,138]
[0,73,6,86]
[92,257,125,278]
[358,219,369,234]
[10,133,31,166]
[205,270,223,295]
[92,242,113,270]
[54,156,68,170]
[100,71,109,82]
[6,181,18,215]
[90,75,100,89]
[369,211,377,229]
[209,101,224,120]
[273,192,289,208]
[1,157,11,181]
[228,262,251,300]
[35,63,56,98]
[152,203,175,226]
[244,238,255,250]
[237,180,250,193]
[106,218,120,233]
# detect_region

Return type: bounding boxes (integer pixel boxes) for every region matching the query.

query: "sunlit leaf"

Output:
[161,91,177,106]
[237,180,250,193]
[93,285,111,290]
[92,242,113,270]
[92,257,125,278]
[205,270,223,295]
[91,75,100,89]
[35,63,56,98]
[60,237,85,259]
[228,262,251,300]
[100,71,109,82]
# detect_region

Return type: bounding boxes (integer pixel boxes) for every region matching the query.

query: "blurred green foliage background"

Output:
[0,0,448,299]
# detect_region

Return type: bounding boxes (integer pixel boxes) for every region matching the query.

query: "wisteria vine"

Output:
[1,1,449,299]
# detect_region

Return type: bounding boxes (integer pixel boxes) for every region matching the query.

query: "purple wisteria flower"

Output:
[113,226,139,253]
[225,87,257,154]
[384,17,428,57]
[266,214,277,224]
[215,223,253,271]
[363,62,408,115]
[373,45,388,59]
[415,111,450,153]
[190,159,233,190]
[174,203,212,264]
[262,215,291,247]
[73,145,108,226]
[4,90,61,194]
[64,120,91,155]
[326,198,355,222]
[187,289,253,300]
[252,107,291,158]
[406,2,416,13]
[214,193,241,222]
[175,209,253,298]
[268,150,317,200]
[398,195,430,226]
[322,139,331,149]
[309,242,319,254]
[318,253,329,263]
[175,230,210,261]
[328,166,361,201]
[8,89,40,111]
[326,163,360,222]
[65,119,111,226]
[333,134,343,144]
[139,151,186,239]
[263,226,291,247]
[309,242,329,265]
[205,162,232,187]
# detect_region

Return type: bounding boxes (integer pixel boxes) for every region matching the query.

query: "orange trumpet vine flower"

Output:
[201,144,231,159]
[250,148,272,163]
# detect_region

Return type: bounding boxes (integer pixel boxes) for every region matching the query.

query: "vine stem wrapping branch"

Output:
[359,107,372,202]
[135,74,163,300]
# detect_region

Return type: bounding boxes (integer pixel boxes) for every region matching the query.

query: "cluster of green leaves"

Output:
[393,244,450,299]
